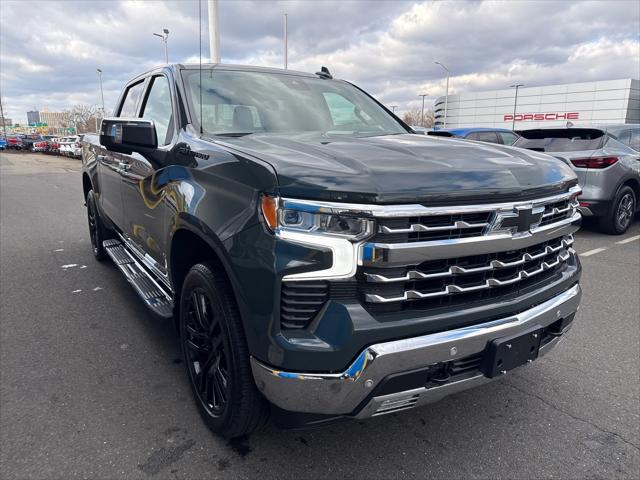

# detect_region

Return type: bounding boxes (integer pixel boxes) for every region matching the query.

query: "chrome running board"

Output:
[103,239,174,318]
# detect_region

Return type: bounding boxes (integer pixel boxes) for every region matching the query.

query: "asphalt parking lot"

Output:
[1,151,638,480]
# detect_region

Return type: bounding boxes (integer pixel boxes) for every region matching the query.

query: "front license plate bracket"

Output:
[482,326,543,378]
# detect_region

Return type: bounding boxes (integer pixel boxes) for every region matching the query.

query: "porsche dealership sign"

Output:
[503,112,580,122]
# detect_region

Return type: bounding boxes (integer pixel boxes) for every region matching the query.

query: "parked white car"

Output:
[59,136,82,158]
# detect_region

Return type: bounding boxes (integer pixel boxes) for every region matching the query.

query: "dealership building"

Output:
[434,78,639,129]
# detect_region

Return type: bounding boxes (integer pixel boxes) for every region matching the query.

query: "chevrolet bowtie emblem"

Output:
[491,205,545,234]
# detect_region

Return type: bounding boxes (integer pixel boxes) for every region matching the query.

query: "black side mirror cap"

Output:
[100,118,157,154]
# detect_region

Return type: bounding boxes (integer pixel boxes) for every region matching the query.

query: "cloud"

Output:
[0,0,638,123]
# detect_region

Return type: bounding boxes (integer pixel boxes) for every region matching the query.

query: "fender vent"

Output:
[280,281,329,330]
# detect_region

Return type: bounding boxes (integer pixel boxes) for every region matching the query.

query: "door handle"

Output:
[118,162,131,171]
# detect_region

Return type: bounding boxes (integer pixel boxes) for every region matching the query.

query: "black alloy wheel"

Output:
[179,262,268,438]
[86,190,107,261]
[183,287,230,417]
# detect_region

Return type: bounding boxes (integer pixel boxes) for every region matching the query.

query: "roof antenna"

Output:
[199,0,203,134]
[315,66,332,79]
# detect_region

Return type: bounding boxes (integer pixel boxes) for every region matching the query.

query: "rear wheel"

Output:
[599,186,636,235]
[179,262,268,438]
[86,190,110,261]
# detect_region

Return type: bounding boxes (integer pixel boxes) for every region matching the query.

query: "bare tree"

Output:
[67,104,100,133]
[402,107,435,128]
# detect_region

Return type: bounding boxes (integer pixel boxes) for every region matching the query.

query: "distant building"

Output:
[39,111,68,128]
[0,116,12,127]
[27,110,40,125]
[434,78,640,129]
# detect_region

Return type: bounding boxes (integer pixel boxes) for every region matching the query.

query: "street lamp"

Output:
[509,83,524,130]
[96,68,105,114]
[418,93,428,126]
[153,28,170,64]
[390,105,398,113]
[435,61,450,128]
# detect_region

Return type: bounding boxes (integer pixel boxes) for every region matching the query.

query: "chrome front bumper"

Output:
[251,284,581,418]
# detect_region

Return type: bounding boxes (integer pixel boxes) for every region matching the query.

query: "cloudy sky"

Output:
[1,0,638,123]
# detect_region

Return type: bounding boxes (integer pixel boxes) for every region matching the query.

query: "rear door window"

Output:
[612,129,640,152]
[118,81,145,117]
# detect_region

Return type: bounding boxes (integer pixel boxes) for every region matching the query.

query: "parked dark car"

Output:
[514,127,639,234]
[428,127,520,145]
[21,134,45,152]
[81,64,582,438]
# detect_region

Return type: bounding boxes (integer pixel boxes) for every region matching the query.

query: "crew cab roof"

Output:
[127,63,322,84]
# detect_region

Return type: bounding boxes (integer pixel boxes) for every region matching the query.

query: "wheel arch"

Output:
[621,177,640,210]
[82,172,92,200]
[168,221,243,331]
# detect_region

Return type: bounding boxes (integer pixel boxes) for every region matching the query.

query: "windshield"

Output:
[182,69,406,137]
[513,128,605,152]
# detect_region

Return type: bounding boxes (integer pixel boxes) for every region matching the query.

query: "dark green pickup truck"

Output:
[81,63,582,438]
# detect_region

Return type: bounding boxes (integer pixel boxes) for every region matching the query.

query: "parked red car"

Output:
[6,136,24,150]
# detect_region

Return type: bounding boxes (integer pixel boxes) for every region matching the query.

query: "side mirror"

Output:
[100,118,157,154]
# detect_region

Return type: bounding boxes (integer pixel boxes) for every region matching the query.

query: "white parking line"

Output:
[580,247,607,257]
[616,235,640,245]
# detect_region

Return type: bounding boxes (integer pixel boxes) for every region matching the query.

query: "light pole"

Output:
[510,83,524,130]
[96,68,105,115]
[284,13,288,69]
[153,28,169,63]
[390,105,398,113]
[418,93,428,126]
[0,95,7,140]
[208,0,220,63]
[435,61,450,128]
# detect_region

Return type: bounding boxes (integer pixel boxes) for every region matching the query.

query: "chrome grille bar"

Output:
[542,200,579,218]
[364,235,574,283]
[380,220,489,234]
[365,250,572,303]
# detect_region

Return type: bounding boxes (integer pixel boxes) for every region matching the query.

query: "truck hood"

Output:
[216,133,577,204]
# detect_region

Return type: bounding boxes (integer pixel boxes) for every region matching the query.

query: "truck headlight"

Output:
[280,209,372,239]
[261,196,374,241]
[260,195,375,280]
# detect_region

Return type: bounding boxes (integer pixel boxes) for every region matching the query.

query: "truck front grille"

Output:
[359,235,574,313]
[278,187,580,328]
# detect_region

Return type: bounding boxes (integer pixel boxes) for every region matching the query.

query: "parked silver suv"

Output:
[515,126,640,234]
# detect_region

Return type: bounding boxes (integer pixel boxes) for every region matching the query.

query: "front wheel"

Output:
[599,186,636,235]
[179,262,268,438]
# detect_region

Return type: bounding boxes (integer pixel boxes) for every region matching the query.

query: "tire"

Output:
[599,186,636,235]
[86,190,109,261]
[179,262,268,438]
